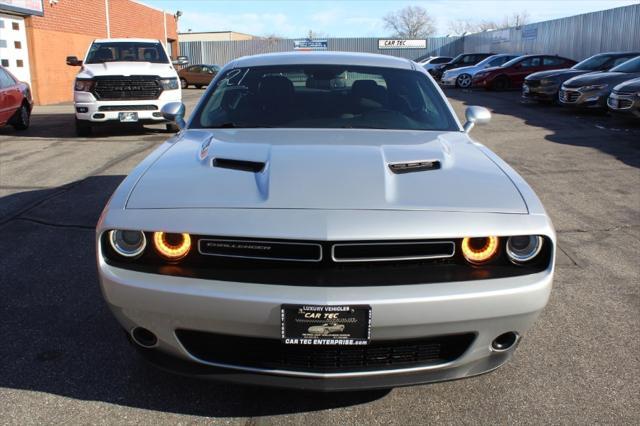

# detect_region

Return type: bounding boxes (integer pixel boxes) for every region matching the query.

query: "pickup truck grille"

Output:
[93,76,161,100]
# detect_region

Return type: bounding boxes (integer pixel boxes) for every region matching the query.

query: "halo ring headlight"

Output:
[153,232,192,260]
[506,235,543,264]
[109,230,146,258]
[461,236,499,264]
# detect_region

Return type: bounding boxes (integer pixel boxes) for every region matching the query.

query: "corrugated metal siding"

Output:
[180,4,640,66]
[179,36,463,66]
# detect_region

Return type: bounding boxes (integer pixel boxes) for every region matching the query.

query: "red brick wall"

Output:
[26,0,178,105]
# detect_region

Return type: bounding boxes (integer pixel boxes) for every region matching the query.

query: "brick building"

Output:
[0,0,179,105]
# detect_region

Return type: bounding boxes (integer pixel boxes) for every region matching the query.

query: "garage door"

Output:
[0,13,31,85]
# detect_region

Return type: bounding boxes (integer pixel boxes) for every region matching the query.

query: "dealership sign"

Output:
[378,39,426,49]
[294,39,328,50]
[0,0,43,16]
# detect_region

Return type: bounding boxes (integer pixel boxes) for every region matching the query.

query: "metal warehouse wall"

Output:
[462,4,640,60]
[180,4,639,66]
[179,36,463,66]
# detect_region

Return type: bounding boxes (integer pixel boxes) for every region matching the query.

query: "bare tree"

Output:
[305,29,329,39]
[503,11,530,28]
[383,6,436,38]
[446,11,530,35]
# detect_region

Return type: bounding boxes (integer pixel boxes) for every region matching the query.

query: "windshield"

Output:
[500,56,525,68]
[610,56,640,73]
[192,65,458,131]
[85,42,169,64]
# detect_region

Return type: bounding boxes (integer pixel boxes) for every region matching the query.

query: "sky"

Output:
[143,0,639,37]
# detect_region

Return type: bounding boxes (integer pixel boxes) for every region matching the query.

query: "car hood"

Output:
[77,62,178,78]
[563,71,640,88]
[613,76,640,92]
[526,68,590,81]
[126,129,528,214]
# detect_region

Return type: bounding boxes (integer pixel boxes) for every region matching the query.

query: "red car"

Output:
[472,54,576,90]
[0,66,33,130]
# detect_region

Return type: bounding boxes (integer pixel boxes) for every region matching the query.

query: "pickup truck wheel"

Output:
[11,103,31,130]
[165,123,180,133]
[75,118,93,137]
[180,78,188,89]
[195,84,203,89]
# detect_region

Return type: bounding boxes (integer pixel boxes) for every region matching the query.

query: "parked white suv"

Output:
[66,38,183,136]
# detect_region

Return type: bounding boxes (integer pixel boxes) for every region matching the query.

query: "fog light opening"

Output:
[131,327,158,348]
[491,332,519,352]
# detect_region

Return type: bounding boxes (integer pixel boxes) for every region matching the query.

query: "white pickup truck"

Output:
[66,38,185,136]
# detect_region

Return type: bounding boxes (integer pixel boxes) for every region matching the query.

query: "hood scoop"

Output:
[388,160,441,174]
[212,158,266,173]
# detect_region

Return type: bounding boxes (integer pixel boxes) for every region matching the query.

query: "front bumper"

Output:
[99,245,553,389]
[440,75,458,87]
[522,82,559,101]
[607,92,640,118]
[559,88,607,108]
[74,89,182,122]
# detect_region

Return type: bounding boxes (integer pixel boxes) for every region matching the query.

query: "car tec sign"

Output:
[378,39,426,49]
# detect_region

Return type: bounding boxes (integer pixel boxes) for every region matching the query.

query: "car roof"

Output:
[230,51,414,70]
[93,38,160,43]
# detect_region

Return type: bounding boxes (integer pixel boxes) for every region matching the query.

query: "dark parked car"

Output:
[178,64,221,89]
[607,77,640,118]
[0,66,32,130]
[523,52,640,102]
[472,55,576,90]
[560,56,640,109]
[430,53,495,80]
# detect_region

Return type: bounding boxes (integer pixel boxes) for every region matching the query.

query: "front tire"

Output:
[75,118,93,137]
[180,78,188,89]
[11,103,31,130]
[456,74,472,88]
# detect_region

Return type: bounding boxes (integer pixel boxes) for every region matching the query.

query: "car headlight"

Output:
[461,236,499,264]
[109,230,146,258]
[539,79,555,86]
[579,84,608,92]
[153,232,191,260]
[159,78,179,90]
[475,72,487,78]
[74,79,94,92]
[506,235,543,264]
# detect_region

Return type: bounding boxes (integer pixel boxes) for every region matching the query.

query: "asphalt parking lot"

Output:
[1,88,638,424]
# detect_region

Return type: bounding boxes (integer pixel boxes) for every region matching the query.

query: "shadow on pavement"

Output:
[0,114,173,140]
[445,88,640,169]
[0,175,389,417]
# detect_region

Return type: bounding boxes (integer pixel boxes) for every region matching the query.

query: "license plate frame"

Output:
[281,304,371,345]
[119,112,139,122]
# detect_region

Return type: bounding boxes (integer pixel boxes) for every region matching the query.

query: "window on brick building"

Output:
[14,41,22,49]
[16,59,24,67]
[12,22,19,30]
[1,59,8,67]
[0,40,7,48]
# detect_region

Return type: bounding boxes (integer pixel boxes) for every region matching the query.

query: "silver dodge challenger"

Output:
[97,51,555,391]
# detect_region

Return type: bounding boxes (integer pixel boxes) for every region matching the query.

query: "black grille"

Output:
[560,89,580,103]
[98,104,158,111]
[176,330,475,373]
[93,76,161,100]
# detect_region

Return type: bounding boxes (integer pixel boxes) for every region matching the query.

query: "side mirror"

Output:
[463,106,491,133]
[66,56,82,66]
[161,102,186,130]
[172,55,189,66]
